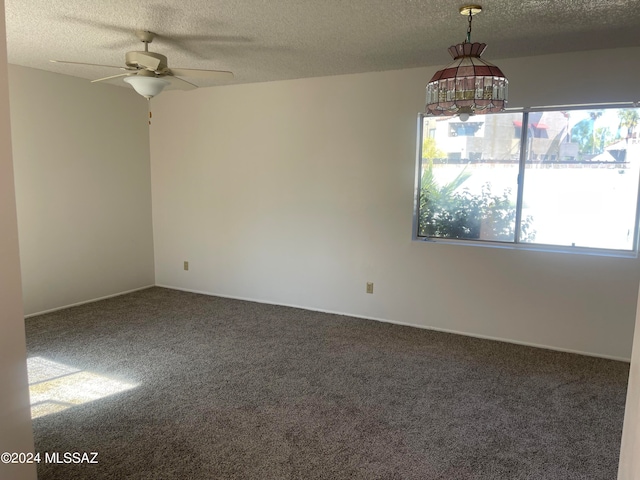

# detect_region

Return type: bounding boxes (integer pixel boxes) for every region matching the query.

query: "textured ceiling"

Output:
[5,0,640,89]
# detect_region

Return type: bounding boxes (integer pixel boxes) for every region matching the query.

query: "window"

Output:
[416,106,640,253]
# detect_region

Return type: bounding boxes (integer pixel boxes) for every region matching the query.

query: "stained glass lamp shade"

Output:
[425,6,508,118]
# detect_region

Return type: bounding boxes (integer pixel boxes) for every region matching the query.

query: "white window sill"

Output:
[414,236,639,259]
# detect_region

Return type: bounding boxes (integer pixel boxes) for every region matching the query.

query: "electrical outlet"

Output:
[366,282,374,294]
[184,261,189,271]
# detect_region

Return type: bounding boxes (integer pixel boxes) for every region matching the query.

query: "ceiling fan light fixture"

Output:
[425,5,508,118]
[124,75,170,99]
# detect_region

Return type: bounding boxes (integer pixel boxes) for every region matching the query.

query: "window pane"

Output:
[520,108,640,250]
[418,113,523,242]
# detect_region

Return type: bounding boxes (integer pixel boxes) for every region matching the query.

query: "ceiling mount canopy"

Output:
[425,4,508,120]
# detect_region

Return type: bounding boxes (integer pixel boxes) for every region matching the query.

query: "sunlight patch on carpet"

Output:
[27,356,137,419]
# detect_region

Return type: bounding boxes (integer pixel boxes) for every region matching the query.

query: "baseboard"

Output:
[24,285,155,319]
[155,284,631,363]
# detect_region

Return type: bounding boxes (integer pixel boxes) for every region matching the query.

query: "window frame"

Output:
[412,103,640,258]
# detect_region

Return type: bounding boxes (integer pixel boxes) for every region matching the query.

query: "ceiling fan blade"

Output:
[169,68,234,81]
[91,73,132,83]
[61,16,134,35]
[51,59,130,70]
[165,75,198,91]
[166,34,252,44]
[135,53,161,71]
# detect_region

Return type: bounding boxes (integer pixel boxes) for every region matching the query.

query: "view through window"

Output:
[416,106,640,252]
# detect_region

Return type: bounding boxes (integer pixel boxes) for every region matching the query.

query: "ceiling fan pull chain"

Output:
[148,98,152,125]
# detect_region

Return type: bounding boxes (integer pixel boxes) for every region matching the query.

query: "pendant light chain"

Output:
[466,9,473,43]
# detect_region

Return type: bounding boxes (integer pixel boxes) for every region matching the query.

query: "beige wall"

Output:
[9,65,155,315]
[620,288,640,478]
[150,46,640,361]
[0,0,37,478]
[620,257,640,478]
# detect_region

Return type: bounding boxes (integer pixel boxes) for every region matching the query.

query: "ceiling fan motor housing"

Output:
[125,51,168,71]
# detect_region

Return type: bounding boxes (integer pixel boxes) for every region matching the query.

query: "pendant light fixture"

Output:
[425,5,507,120]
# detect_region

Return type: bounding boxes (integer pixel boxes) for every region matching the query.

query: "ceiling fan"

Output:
[51,30,234,99]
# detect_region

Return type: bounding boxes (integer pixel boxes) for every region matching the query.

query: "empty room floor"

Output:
[25,287,628,479]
